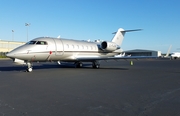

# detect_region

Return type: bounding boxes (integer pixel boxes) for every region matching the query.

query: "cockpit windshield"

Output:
[27,41,37,44]
[36,41,48,45]
[26,41,48,45]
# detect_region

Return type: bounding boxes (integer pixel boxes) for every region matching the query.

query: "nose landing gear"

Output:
[26,62,33,72]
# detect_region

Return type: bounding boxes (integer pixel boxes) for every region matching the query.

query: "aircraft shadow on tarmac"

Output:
[0,66,26,72]
[34,64,129,71]
[57,64,129,70]
[0,63,129,72]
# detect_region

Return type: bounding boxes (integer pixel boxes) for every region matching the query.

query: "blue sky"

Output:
[0,0,180,53]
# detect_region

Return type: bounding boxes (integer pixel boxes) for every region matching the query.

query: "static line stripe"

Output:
[24,51,113,54]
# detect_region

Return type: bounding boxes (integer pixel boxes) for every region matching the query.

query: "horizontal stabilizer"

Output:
[111,28,142,46]
[112,29,142,34]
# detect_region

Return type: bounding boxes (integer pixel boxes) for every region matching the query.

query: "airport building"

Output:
[0,40,25,52]
[125,49,161,57]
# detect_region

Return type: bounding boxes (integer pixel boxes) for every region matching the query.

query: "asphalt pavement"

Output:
[0,58,180,116]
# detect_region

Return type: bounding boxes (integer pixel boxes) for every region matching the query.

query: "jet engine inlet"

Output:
[101,41,118,51]
[101,41,107,49]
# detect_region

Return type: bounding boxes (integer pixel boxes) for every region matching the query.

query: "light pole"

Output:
[25,23,30,42]
[12,30,14,41]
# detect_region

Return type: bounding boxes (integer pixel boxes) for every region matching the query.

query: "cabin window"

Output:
[72,45,74,48]
[94,46,96,50]
[77,45,79,49]
[66,44,69,48]
[91,46,93,50]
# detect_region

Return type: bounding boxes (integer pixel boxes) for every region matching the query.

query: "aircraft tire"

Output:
[97,64,100,68]
[79,62,83,67]
[75,62,83,68]
[27,67,33,72]
[92,62,100,69]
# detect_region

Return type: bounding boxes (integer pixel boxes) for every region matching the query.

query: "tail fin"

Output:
[111,28,142,46]
[165,45,172,57]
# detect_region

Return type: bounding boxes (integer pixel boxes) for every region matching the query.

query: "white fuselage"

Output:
[171,52,180,59]
[7,37,122,62]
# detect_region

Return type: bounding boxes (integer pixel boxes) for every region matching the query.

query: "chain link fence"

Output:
[0,40,25,58]
[0,52,7,57]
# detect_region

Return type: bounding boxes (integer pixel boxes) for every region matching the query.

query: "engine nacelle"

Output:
[101,41,118,51]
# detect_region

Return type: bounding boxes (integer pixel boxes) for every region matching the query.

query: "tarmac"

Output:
[0,58,180,116]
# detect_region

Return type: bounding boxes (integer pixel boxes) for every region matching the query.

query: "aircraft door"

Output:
[53,39,64,55]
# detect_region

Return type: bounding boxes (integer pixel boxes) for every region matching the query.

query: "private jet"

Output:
[171,52,180,59]
[6,28,144,72]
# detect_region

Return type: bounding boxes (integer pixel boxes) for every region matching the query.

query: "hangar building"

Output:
[124,49,161,57]
[0,40,25,52]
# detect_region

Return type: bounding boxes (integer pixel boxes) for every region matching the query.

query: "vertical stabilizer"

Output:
[165,45,172,57]
[111,28,142,46]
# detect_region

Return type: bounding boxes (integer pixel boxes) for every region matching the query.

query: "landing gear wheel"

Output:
[27,67,33,72]
[26,62,33,72]
[75,62,83,68]
[92,61,100,69]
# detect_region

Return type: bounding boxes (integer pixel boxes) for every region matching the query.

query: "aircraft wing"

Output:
[76,56,158,61]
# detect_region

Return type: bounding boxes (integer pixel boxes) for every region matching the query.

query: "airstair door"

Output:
[53,39,64,55]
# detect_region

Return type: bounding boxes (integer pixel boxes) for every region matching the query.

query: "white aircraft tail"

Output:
[165,45,172,57]
[111,28,142,46]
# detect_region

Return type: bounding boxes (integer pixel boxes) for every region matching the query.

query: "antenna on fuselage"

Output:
[57,35,60,38]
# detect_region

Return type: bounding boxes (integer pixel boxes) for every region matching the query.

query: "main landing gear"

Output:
[25,61,100,72]
[74,62,83,68]
[26,62,33,72]
[92,61,100,69]
[74,61,100,69]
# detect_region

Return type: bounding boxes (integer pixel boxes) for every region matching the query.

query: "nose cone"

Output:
[6,51,16,58]
[6,46,24,59]
[6,52,11,58]
[6,44,27,59]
